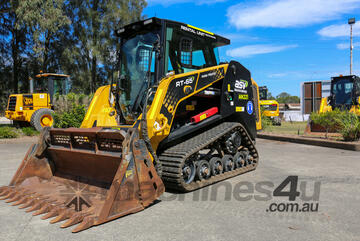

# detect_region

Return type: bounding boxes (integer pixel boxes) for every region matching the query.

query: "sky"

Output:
[143,0,360,97]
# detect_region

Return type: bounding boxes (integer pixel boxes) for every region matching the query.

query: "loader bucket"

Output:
[0,127,164,232]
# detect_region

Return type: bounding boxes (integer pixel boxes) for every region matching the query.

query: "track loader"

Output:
[0,18,260,232]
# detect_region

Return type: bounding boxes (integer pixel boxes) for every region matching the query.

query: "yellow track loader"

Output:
[5,73,71,131]
[319,75,360,115]
[0,18,260,232]
[259,86,281,126]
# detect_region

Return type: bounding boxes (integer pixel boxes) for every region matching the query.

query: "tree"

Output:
[276,92,300,104]
[68,0,147,93]
[16,0,70,72]
[0,0,28,93]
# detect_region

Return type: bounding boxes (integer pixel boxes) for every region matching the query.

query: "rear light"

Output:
[191,107,218,123]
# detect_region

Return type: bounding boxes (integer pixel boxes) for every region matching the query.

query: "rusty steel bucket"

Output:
[0,127,164,232]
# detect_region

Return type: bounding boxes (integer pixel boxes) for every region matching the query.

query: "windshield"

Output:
[332,78,353,106]
[119,30,159,121]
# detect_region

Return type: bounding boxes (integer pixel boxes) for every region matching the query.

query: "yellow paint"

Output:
[228,84,231,92]
[251,79,262,131]
[187,24,214,35]
[84,95,98,121]
[149,89,163,119]
[260,99,280,118]
[5,93,51,123]
[80,85,117,128]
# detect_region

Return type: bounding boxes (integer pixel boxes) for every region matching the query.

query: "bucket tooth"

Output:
[19,198,36,209]
[5,193,23,203]
[11,196,28,206]
[50,209,73,224]
[25,200,44,213]
[72,216,96,233]
[0,190,16,200]
[0,187,10,196]
[41,208,59,220]
[33,203,51,216]
[61,212,90,228]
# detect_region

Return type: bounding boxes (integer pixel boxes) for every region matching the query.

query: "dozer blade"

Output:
[0,127,164,232]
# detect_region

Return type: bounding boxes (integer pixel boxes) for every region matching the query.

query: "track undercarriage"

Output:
[160,122,259,192]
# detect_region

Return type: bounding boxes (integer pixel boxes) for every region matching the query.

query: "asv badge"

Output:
[234,79,248,93]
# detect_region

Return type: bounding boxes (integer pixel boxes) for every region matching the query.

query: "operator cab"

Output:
[329,75,360,110]
[259,86,268,100]
[34,73,71,103]
[115,17,230,122]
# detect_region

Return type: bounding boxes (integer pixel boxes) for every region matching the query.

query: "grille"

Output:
[252,86,260,122]
[51,133,123,153]
[7,96,16,111]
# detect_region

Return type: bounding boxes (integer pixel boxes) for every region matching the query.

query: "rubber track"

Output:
[159,122,259,192]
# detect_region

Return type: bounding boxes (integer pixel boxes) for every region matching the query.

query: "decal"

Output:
[186,105,195,111]
[234,79,248,93]
[236,106,245,112]
[39,94,45,99]
[23,94,33,107]
[200,71,216,79]
[176,76,194,87]
[238,94,249,100]
[180,25,216,40]
[247,101,254,115]
[196,68,225,90]
[199,114,207,121]
[154,121,161,131]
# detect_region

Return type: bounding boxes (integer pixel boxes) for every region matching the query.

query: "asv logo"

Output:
[235,80,247,90]
[176,76,194,87]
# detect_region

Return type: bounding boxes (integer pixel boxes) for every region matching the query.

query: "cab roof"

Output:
[115,17,230,47]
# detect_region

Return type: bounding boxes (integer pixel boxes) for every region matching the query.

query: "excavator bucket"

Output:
[0,127,164,232]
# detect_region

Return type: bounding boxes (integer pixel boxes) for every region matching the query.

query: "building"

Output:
[300,80,331,115]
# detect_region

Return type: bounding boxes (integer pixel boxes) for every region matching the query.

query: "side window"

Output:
[137,46,151,72]
[136,46,155,73]
[192,50,205,66]
[345,83,353,94]
[180,37,192,66]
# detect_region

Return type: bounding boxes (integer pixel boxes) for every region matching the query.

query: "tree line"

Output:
[267,92,300,104]
[0,0,146,112]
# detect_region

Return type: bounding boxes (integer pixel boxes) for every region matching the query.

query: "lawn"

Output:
[262,121,308,135]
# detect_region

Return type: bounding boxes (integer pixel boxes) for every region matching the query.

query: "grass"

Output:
[262,121,308,135]
[0,125,39,139]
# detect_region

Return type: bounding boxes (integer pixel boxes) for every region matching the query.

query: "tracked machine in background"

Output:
[259,86,281,126]
[0,18,260,232]
[319,75,360,115]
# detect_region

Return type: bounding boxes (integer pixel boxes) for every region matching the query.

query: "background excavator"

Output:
[0,18,260,232]
[5,73,71,131]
